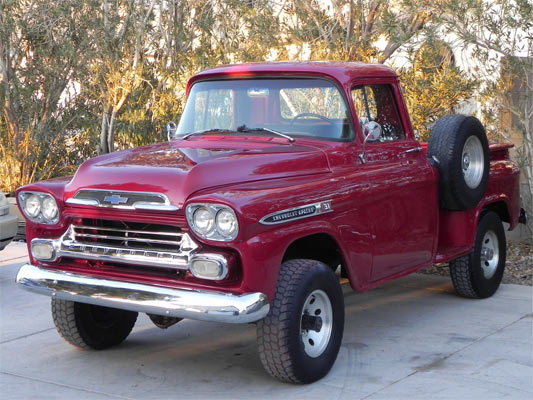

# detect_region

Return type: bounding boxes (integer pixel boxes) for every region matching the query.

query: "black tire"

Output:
[427,115,489,210]
[51,299,138,350]
[450,211,506,298]
[256,259,344,384]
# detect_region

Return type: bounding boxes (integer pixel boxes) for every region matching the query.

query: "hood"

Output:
[64,139,330,207]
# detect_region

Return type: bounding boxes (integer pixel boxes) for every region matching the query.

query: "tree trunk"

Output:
[99,106,110,154]
[107,108,117,153]
[521,73,533,240]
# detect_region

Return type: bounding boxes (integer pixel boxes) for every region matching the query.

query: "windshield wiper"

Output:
[237,125,294,142]
[181,128,236,140]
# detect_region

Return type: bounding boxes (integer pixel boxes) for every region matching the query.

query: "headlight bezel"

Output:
[18,191,60,225]
[186,203,239,241]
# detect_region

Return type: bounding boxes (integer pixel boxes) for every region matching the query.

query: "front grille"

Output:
[73,219,182,251]
[59,219,197,270]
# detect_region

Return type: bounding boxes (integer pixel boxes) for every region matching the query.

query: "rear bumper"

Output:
[16,263,270,323]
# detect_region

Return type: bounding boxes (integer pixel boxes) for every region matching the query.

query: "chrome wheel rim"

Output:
[480,230,499,279]
[300,289,333,358]
[462,136,484,189]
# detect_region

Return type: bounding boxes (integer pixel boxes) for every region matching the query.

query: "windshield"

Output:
[176,78,354,141]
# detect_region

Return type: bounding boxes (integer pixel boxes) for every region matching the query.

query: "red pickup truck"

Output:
[16,62,524,383]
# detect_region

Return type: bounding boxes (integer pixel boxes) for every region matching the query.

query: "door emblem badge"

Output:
[259,200,333,225]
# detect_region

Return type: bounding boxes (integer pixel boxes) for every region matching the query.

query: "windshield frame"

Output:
[177,76,357,143]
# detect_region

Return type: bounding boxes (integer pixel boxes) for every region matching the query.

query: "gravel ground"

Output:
[419,242,533,286]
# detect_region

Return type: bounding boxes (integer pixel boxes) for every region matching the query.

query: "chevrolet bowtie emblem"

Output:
[103,194,129,205]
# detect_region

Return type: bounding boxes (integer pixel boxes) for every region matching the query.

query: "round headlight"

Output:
[216,209,237,237]
[193,207,214,234]
[24,194,41,218]
[42,196,58,220]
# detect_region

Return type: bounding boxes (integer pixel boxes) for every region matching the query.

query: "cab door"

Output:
[351,83,438,281]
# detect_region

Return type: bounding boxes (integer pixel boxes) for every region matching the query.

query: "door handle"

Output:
[403,147,423,154]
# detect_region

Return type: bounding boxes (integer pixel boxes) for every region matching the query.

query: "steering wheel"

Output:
[290,112,335,126]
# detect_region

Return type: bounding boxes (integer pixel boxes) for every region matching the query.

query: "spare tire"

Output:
[427,115,489,211]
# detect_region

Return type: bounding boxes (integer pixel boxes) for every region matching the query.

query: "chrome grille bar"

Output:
[71,220,182,251]
[72,224,182,237]
[60,239,190,269]
[71,233,182,246]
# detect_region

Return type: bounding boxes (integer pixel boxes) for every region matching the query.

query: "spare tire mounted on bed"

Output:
[427,114,490,211]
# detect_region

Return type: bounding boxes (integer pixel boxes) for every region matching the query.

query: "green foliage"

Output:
[0,0,100,192]
[400,42,478,140]
[439,0,532,238]
[1,0,528,208]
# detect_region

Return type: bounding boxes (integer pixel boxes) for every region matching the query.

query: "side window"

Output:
[351,85,405,142]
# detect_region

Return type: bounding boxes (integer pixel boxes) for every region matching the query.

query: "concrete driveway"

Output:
[1,242,532,399]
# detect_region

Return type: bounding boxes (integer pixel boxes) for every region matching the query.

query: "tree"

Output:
[439,0,533,239]
[400,40,478,139]
[87,0,156,154]
[94,0,282,153]
[0,0,99,193]
[280,0,440,63]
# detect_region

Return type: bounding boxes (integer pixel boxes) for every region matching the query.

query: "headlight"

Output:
[193,207,215,234]
[216,209,237,236]
[25,194,41,218]
[42,196,58,220]
[186,203,239,241]
[18,191,60,224]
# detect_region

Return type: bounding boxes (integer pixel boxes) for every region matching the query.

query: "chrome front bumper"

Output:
[16,264,270,324]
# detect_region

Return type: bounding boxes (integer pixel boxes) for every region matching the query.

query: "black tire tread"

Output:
[51,299,138,350]
[256,259,313,383]
[52,299,92,349]
[449,255,479,298]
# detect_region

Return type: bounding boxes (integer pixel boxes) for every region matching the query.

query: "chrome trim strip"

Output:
[259,200,333,225]
[16,264,270,324]
[403,147,423,154]
[66,189,179,211]
[66,198,99,206]
[133,203,179,211]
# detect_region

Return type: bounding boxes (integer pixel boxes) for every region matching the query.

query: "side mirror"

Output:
[363,121,382,143]
[358,121,382,164]
[166,121,177,141]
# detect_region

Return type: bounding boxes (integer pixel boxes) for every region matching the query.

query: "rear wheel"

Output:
[450,211,506,298]
[256,259,344,383]
[51,299,138,350]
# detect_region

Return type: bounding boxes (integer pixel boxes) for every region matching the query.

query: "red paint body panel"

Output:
[17,62,521,300]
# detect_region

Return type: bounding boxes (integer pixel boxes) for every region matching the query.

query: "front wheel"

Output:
[450,211,506,298]
[256,259,344,383]
[51,299,138,350]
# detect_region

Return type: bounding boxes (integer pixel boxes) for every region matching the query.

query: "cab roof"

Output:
[187,61,398,92]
